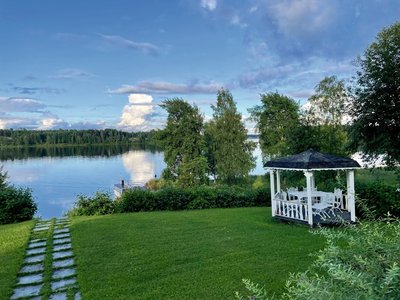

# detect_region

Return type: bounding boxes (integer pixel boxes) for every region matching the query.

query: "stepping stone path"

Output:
[11,218,81,299]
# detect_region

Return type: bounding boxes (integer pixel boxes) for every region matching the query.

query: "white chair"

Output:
[287,187,298,200]
[313,195,330,219]
[334,188,343,209]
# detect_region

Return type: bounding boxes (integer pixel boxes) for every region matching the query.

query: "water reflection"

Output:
[122,151,158,185]
[0,144,161,161]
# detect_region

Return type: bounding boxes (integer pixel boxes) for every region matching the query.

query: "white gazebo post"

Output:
[346,170,356,222]
[311,173,316,191]
[304,171,314,227]
[276,170,281,193]
[270,169,276,217]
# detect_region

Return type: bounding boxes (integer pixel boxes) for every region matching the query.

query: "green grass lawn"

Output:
[71,207,325,299]
[0,220,34,300]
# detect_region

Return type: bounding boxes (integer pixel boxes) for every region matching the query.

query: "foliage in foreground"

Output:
[237,218,400,300]
[0,167,37,224]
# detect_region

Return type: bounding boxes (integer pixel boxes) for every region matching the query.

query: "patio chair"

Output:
[312,195,330,219]
[287,187,298,200]
[334,188,343,209]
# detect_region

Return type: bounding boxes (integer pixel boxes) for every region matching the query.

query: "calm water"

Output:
[1,142,264,218]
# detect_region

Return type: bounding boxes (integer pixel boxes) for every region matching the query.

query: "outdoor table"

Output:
[287,191,332,205]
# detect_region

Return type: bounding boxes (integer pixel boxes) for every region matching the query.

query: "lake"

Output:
[1,141,264,218]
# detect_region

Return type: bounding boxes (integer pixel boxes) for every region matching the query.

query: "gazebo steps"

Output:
[274,210,352,227]
[313,210,351,226]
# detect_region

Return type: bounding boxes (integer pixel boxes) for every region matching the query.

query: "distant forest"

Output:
[0,129,162,147]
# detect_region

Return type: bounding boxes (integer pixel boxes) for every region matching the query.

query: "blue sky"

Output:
[0,0,399,132]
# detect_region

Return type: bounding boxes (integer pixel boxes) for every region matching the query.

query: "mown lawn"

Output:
[0,220,34,300]
[71,207,325,299]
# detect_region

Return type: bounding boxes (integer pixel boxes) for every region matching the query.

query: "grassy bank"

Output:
[71,207,324,299]
[0,220,34,300]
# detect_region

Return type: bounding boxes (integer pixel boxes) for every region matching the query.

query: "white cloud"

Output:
[51,68,95,80]
[201,0,217,11]
[109,80,222,95]
[37,117,70,130]
[118,94,156,131]
[0,97,46,112]
[99,34,160,56]
[269,0,334,36]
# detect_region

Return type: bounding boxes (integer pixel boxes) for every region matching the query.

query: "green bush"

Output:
[116,186,270,213]
[68,192,114,216]
[0,186,37,224]
[356,182,400,218]
[237,218,400,300]
[115,188,156,212]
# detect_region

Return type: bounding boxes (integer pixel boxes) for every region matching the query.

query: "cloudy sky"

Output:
[0,0,398,132]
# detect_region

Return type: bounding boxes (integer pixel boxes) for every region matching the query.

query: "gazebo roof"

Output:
[264,149,361,170]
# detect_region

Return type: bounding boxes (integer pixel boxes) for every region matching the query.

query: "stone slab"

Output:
[54,228,70,234]
[75,291,82,300]
[53,243,72,252]
[53,250,73,260]
[53,258,75,268]
[26,247,46,256]
[30,238,46,243]
[11,284,43,299]
[33,226,49,232]
[20,263,44,274]
[53,233,70,239]
[56,219,69,222]
[50,292,67,300]
[51,277,76,291]
[17,273,43,285]
[28,241,47,249]
[52,268,76,279]
[24,254,45,264]
[35,223,51,227]
[53,237,71,245]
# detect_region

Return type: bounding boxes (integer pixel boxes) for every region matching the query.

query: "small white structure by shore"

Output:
[265,149,361,227]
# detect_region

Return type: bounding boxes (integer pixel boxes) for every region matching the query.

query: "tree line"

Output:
[0,129,161,147]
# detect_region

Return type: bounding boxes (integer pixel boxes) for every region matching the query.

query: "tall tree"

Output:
[351,22,400,165]
[304,75,350,156]
[249,92,300,158]
[205,89,255,183]
[160,98,208,187]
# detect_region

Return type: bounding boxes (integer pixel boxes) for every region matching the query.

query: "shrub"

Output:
[115,189,155,212]
[145,178,167,191]
[356,181,400,218]
[117,186,270,213]
[68,192,114,216]
[0,186,37,224]
[237,218,400,300]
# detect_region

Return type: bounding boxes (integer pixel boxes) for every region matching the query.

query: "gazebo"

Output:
[265,149,361,226]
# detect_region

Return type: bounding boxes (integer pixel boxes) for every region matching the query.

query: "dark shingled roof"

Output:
[264,149,361,170]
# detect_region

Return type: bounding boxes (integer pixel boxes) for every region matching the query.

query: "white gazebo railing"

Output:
[274,193,309,222]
